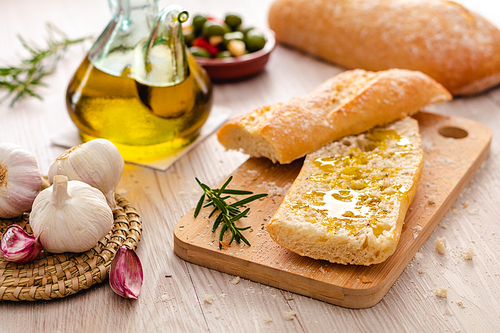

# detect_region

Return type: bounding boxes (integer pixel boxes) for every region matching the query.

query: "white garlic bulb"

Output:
[30,175,114,254]
[48,139,124,209]
[0,142,42,218]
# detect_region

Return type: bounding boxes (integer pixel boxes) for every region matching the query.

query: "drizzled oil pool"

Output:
[289,128,415,236]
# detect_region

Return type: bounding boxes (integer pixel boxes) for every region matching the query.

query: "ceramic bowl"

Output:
[194,28,276,81]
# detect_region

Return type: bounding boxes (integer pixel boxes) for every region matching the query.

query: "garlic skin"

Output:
[109,246,143,299]
[0,142,42,218]
[0,224,42,263]
[48,139,124,209]
[30,175,114,254]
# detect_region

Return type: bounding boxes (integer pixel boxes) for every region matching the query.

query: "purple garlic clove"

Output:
[109,246,143,299]
[0,224,42,263]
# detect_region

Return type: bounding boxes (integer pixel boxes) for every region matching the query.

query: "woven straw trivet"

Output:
[0,194,142,301]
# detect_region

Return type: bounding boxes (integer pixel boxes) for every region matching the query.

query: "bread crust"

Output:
[266,117,423,265]
[268,0,500,95]
[217,69,450,164]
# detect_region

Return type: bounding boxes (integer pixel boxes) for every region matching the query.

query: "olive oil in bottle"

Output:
[65,3,212,162]
[66,55,212,162]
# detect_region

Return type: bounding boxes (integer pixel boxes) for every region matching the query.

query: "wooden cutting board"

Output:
[173,111,491,309]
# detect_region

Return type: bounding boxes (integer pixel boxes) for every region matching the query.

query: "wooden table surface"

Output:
[1,0,499,332]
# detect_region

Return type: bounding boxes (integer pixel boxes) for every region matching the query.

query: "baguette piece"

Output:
[268,0,500,95]
[266,117,423,265]
[217,69,450,164]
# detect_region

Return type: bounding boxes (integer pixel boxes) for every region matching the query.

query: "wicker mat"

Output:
[0,194,142,301]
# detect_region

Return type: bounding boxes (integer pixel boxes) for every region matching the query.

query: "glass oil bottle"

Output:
[66,1,212,162]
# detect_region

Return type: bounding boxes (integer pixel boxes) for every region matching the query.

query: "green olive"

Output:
[245,31,266,52]
[215,50,233,58]
[189,46,211,58]
[192,14,207,35]
[202,21,226,37]
[223,31,244,46]
[224,14,242,30]
[237,26,255,36]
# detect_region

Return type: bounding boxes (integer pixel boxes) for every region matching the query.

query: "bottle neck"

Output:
[89,0,159,76]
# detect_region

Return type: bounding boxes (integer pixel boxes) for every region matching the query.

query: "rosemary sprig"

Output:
[194,176,268,249]
[0,23,91,106]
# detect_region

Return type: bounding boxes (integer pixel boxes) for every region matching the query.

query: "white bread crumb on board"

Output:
[203,294,214,304]
[231,276,241,285]
[263,317,273,323]
[433,287,448,298]
[435,237,447,254]
[463,248,475,260]
[418,267,425,274]
[283,310,297,321]
[457,300,465,308]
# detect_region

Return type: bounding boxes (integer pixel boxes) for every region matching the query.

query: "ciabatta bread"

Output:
[266,117,423,265]
[268,0,500,95]
[217,69,450,164]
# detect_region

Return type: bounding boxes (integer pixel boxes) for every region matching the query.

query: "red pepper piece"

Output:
[206,16,225,25]
[192,37,219,56]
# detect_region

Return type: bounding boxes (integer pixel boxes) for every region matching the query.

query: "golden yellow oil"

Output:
[66,55,212,162]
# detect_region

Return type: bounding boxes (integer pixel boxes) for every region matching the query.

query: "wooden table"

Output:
[1,0,499,331]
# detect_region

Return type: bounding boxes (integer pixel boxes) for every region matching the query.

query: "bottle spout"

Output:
[134,4,189,87]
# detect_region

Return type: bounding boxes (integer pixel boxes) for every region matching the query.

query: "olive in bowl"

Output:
[184,13,276,80]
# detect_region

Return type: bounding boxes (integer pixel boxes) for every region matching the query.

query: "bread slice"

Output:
[268,0,500,95]
[217,69,450,164]
[266,117,423,265]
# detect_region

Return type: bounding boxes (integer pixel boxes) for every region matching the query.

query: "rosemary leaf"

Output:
[230,193,269,207]
[230,208,250,222]
[194,177,268,249]
[212,214,223,232]
[0,23,91,107]
[194,193,205,218]
[221,189,254,195]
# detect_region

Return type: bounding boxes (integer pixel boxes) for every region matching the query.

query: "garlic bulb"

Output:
[48,139,124,209]
[30,175,114,254]
[0,142,42,218]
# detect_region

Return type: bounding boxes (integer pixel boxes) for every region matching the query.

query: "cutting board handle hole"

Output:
[438,126,468,139]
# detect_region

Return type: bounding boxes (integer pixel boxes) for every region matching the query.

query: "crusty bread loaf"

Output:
[268,0,500,95]
[217,69,450,164]
[266,116,423,265]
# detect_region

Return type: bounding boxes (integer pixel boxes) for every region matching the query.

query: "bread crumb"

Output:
[457,300,465,308]
[263,317,273,323]
[361,276,373,283]
[414,252,423,260]
[220,241,230,250]
[231,276,241,285]
[283,310,296,321]
[433,287,448,298]
[435,237,447,254]
[204,294,214,304]
[418,267,425,274]
[462,248,475,260]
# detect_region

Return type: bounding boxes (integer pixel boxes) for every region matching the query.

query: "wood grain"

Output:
[174,111,491,308]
